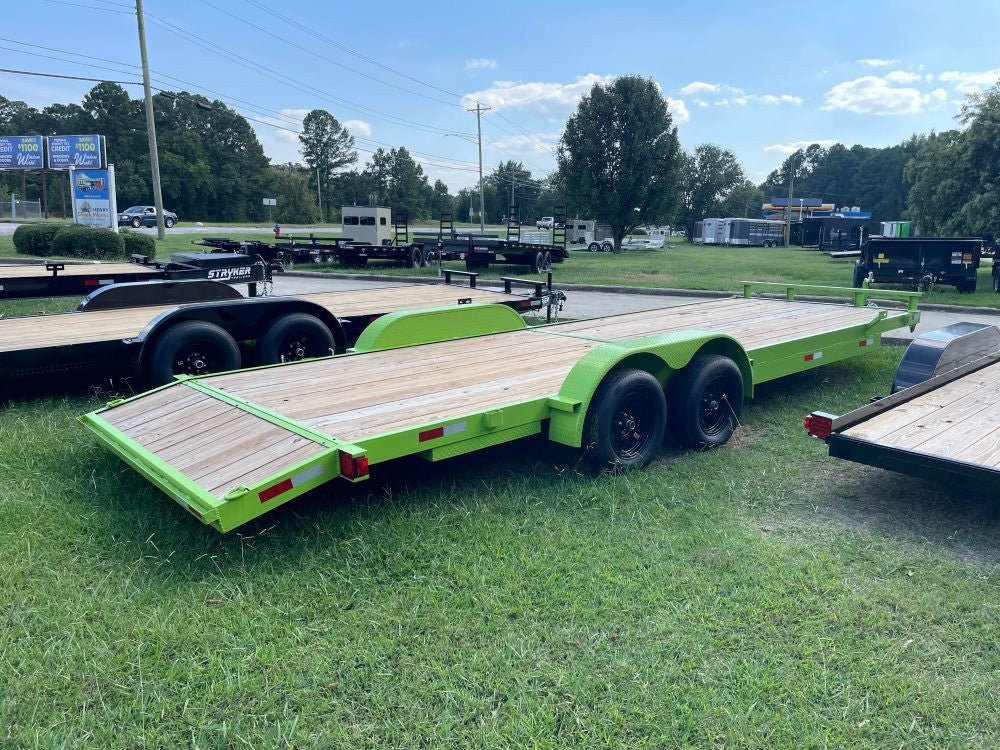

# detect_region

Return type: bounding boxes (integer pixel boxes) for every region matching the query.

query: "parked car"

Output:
[536,216,554,229]
[118,205,178,229]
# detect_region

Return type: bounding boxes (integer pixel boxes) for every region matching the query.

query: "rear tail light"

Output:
[339,451,369,479]
[804,412,835,440]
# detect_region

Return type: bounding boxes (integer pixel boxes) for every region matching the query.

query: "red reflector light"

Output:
[84,279,100,286]
[804,413,834,440]
[520,299,531,308]
[339,451,369,479]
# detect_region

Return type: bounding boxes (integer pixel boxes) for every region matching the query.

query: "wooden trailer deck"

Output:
[0,262,150,278]
[89,296,901,520]
[840,359,1000,470]
[0,284,528,353]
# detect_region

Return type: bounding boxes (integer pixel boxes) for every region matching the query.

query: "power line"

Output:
[0,67,140,85]
[38,0,130,14]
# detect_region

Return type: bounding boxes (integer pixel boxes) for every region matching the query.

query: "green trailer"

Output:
[80,282,921,533]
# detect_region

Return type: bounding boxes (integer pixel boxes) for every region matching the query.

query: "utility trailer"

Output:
[722,218,786,247]
[853,237,983,292]
[805,322,1000,490]
[80,282,921,533]
[0,272,561,391]
[0,251,273,300]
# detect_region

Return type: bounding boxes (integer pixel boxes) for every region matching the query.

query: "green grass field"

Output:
[0,349,997,748]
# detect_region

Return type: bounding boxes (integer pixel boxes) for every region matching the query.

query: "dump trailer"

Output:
[0,251,273,300]
[80,282,921,533]
[0,272,561,391]
[805,322,1000,490]
[853,237,983,292]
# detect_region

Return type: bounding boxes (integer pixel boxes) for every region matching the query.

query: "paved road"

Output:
[265,274,1000,343]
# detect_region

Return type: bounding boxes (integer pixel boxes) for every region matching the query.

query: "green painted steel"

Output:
[80,283,923,533]
[740,281,921,317]
[352,303,527,352]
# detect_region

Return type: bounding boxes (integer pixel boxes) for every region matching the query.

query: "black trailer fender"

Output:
[134,297,349,372]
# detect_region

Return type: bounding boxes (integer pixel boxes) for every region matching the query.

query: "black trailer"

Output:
[853,237,982,292]
[0,251,274,300]
[802,217,869,251]
[805,322,1000,490]
[0,272,563,392]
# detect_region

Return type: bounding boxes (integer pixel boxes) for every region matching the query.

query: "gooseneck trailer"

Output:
[80,282,921,533]
[806,322,1000,489]
[0,274,560,390]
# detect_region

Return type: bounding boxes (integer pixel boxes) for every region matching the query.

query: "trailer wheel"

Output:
[669,355,743,449]
[148,320,241,386]
[584,369,667,470]
[543,251,553,270]
[994,273,1000,294]
[406,247,422,269]
[601,241,614,253]
[258,313,335,365]
[422,248,437,267]
[588,242,600,252]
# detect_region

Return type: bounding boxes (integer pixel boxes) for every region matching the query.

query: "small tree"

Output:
[676,144,748,236]
[299,110,357,221]
[557,76,682,251]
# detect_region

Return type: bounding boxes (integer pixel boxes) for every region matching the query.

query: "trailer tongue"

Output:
[81,283,921,532]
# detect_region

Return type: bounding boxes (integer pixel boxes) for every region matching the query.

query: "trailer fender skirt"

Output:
[352,303,527,352]
[548,331,750,448]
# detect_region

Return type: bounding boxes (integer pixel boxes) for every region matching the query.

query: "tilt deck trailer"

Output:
[0,251,273,300]
[80,282,921,533]
[805,322,1000,490]
[0,272,561,390]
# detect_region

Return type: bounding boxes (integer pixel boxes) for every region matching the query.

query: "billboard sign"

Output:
[71,166,117,229]
[0,135,45,170]
[48,134,104,169]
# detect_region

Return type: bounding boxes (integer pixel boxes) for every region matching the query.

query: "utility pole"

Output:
[316,168,322,223]
[467,100,491,234]
[784,153,796,246]
[135,0,165,240]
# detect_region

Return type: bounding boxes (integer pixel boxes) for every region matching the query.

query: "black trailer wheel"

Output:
[669,355,743,449]
[956,279,977,293]
[422,248,437,267]
[852,264,867,288]
[164,217,175,229]
[406,247,422,269]
[258,313,335,365]
[602,241,614,253]
[584,368,667,470]
[543,250,553,270]
[994,272,1000,294]
[588,242,600,252]
[530,250,546,273]
[148,320,241,386]
[130,216,143,228]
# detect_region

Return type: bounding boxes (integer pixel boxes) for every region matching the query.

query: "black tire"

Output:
[164,216,175,229]
[588,242,600,253]
[584,368,667,470]
[530,250,546,273]
[956,279,977,293]
[669,354,743,449]
[422,248,437,267]
[257,313,335,365]
[602,241,614,253]
[852,264,867,288]
[543,251,553,271]
[993,272,1000,294]
[406,246,422,269]
[147,320,241,386]
[130,216,142,228]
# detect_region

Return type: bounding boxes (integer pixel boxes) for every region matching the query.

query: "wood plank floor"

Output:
[0,263,152,278]
[0,285,525,352]
[842,360,1000,469]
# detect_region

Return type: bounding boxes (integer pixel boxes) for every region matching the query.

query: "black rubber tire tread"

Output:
[530,250,545,273]
[164,217,175,229]
[668,354,744,449]
[131,216,142,228]
[148,320,241,386]
[542,251,553,270]
[584,368,667,471]
[257,313,335,365]
[588,242,600,252]
[422,248,437,267]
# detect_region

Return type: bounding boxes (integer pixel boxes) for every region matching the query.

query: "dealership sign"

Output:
[0,135,45,170]
[70,165,118,230]
[48,134,105,169]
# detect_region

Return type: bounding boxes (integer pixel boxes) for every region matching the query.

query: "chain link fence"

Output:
[0,199,42,220]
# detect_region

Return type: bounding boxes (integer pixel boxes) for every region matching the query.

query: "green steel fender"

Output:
[352,303,527,352]
[547,330,753,448]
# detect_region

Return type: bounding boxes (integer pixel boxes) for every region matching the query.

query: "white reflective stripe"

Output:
[866,338,874,346]
[291,463,324,487]
[813,351,823,360]
[99,279,114,285]
[443,421,467,436]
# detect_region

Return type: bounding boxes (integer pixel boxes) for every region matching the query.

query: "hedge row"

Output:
[12,223,156,260]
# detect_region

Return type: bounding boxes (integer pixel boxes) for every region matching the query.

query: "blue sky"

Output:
[4,0,1000,191]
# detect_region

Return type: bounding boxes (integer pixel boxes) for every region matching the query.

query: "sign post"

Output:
[263,197,277,223]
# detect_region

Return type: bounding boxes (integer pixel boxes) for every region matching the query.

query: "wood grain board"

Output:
[0,285,526,352]
[0,263,155,278]
[842,360,1000,469]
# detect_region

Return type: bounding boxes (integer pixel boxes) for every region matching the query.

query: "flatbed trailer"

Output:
[805,322,1000,489]
[0,251,273,300]
[1,273,560,390]
[81,282,921,532]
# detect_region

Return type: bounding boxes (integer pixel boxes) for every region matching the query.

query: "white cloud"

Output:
[755,93,804,105]
[938,69,1000,94]
[823,76,947,115]
[764,139,840,155]
[680,81,720,95]
[465,58,497,71]
[343,119,372,137]
[694,99,709,108]
[487,132,560,156]
[666,97,689,124]
[462,73,613,114]
[885,70,922,83]
[679,82,800,107]
[857,58,899,67]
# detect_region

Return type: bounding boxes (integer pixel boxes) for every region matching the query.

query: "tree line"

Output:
[3,78,998,242]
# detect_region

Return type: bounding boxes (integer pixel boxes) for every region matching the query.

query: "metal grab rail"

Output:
[740,280,921,313]
[443,269,477,288]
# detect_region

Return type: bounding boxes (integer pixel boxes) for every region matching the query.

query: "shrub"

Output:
[50,225,126,260]
[12,223,68,256]
[119,228,157,260]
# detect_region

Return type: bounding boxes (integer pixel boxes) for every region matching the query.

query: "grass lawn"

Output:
[0,348,997,748]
